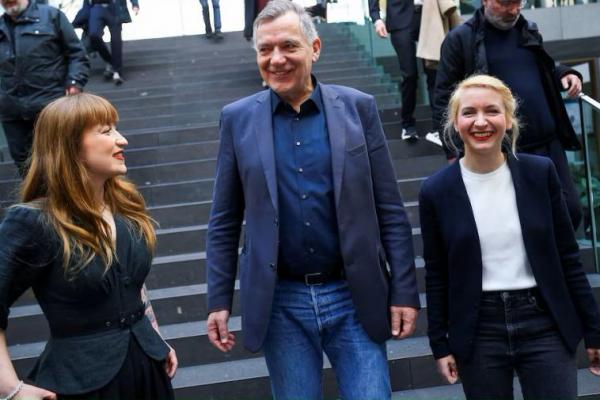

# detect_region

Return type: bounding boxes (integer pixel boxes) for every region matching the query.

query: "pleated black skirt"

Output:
[59,337,174,400]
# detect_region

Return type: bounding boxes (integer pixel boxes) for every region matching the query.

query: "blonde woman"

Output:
[420,74,600,399]
[0,94,176,400]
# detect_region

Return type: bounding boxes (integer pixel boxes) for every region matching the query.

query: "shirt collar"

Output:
[270,75,323,115]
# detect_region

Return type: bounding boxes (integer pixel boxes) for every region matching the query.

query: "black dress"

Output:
[0,206,174,399]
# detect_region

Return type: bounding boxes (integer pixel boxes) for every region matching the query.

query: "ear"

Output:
[312,37,321,62]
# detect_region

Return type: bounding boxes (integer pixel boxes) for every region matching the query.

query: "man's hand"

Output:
[374,19,388,38]
[390,306,418,339]
[207,310,236,352]
[588,348,600,376]
[436,355,459,384]
[132,6,139,15]
[561,73,582,98]
[65,86,81,96]
[14,383,56,399]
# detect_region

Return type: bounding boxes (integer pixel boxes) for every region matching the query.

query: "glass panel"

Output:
[578,95,600,273]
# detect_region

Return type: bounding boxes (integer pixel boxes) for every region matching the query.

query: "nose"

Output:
[114,130,128,147]
[270,47,286,65]
[474,112,488,127]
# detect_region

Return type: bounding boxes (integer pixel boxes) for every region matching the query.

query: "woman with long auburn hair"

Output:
[420,74,600,399]
[0,93,177,400]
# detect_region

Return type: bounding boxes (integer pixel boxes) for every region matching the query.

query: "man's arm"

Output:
[57,10,89,91]
[130,0,140,15]
[433,31,467,159]
[205,110,245,351]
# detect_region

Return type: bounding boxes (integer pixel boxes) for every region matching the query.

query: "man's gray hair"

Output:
[252,0,319,49]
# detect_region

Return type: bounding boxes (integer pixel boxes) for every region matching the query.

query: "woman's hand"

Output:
[588,348,600,376]
[14,383,56,400]
[436,354,459,384]
[164,346,178,379]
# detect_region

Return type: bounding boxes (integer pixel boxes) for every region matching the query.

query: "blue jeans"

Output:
[262,280,391,400]
[199,0,221,33]
[456,289,577,400]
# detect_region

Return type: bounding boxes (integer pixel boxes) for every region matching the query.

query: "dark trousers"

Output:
[457,289,577,400]
[389,7,436,129]
[88,5,123,73]
[2,119,34,177]
[527,139,582,230]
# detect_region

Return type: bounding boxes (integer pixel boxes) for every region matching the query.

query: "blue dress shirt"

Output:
[271,83,343,275]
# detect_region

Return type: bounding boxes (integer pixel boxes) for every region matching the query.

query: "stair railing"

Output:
[579,92,600,273]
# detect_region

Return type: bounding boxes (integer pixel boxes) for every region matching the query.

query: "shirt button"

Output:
[301,194,307,199]
[305,221,311,227]
[309,248,315,253]
[296,141,301,146]
[294,117,299,121]
[298,167,303,173]
[105,321,112,327]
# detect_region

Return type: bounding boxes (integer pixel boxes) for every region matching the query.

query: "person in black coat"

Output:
[432,1,583,229]
[0,94,177,400]
[0,0,89,177]
[420,74,600,400]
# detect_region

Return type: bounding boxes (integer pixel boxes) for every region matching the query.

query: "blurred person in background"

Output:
[199,0,223,40]
[0,0,89,177]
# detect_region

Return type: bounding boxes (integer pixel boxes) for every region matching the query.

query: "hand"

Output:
[588,348,600,376]
[164,346,178,378]
[14,383,56,400]
[436,355,459,384]
[390,306,418,339]
[65,86,81,96]
[561,73,582,98]
[374,19,388,38]
[207,310,236,352]
[132,6,139,15]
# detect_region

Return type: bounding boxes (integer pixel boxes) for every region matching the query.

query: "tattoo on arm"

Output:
[141,285,158,327]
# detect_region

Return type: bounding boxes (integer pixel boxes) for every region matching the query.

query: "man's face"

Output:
[1,0,28,17]
[255,11,321,107]
[483,0,523,30]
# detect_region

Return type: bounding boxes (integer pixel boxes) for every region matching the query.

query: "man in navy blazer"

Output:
[206,0,420,397]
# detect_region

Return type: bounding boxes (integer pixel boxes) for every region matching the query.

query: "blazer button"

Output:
[269,263,275,269]
[105,321,112,327]
[122,276,132,286]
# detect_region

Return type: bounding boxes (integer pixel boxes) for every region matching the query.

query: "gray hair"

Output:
[252,0,319,49]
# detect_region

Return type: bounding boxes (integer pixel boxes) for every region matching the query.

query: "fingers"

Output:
[561,75,581,98]
[390,306,418,339]
[374,20,388,38]
[16,383,57,400]
[207,310,235,352]
[436,355,459,384]
[165,349,178,378]
[588,348,600,376]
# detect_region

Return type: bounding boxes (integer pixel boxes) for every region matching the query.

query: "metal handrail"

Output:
[578,92,600,273]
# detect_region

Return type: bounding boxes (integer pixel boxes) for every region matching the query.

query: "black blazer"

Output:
[368,0,414,32]
[419,154,600,360]
[0,206,169,394]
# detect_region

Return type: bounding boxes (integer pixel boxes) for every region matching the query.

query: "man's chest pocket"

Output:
[18,27,59,59]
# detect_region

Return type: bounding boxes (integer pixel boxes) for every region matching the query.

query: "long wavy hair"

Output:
[19,93,156,277]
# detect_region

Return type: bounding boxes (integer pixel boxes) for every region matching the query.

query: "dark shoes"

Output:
[205,31,223,41]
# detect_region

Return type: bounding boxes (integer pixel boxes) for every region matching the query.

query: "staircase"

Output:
[3,24,600,399]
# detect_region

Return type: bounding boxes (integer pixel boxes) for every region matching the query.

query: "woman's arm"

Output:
[141,285,177,378]
[419,184,452,359]
[0,331,56,400]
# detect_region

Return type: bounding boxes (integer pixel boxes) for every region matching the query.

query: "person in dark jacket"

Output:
[0,93,177,400]
[421,74,600,400]
[432,0,583,228]
[72,0,139,85]
[369,0,437,140]
[0,0,89,177]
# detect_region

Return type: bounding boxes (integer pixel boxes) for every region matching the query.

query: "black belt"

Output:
[278,268,345,285]
[91,0,111,4]
[51,306,145,338]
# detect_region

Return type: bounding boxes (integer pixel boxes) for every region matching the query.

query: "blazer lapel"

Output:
[321,84,346,208]
[254,91,278,212]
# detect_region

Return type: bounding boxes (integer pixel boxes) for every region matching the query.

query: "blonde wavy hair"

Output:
[19,93,156,277]
[443,74,521,155]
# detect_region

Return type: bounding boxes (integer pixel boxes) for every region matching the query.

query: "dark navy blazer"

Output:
[206,83,420,352]
[419,153,600,360]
